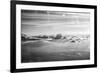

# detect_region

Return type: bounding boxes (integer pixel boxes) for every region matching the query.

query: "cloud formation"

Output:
[21,10,90,36]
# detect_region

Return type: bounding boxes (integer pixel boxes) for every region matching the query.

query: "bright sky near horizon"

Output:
[21,10,90,36]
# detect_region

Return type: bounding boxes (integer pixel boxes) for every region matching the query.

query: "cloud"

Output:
[21,10,90,36]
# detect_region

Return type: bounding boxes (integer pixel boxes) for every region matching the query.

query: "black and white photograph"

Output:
[11,1,97,72]
[21,10,90,63]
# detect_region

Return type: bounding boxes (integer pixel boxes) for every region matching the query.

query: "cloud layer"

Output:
[21,10,90,36]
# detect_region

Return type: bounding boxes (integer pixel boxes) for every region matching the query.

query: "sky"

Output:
[21,10,90,36]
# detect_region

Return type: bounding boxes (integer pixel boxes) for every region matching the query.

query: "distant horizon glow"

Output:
[21,10,90,36]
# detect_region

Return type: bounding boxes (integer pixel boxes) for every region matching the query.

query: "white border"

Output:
[16,4,94,69]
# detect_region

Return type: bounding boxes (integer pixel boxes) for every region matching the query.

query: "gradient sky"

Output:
[21,10,90,36]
